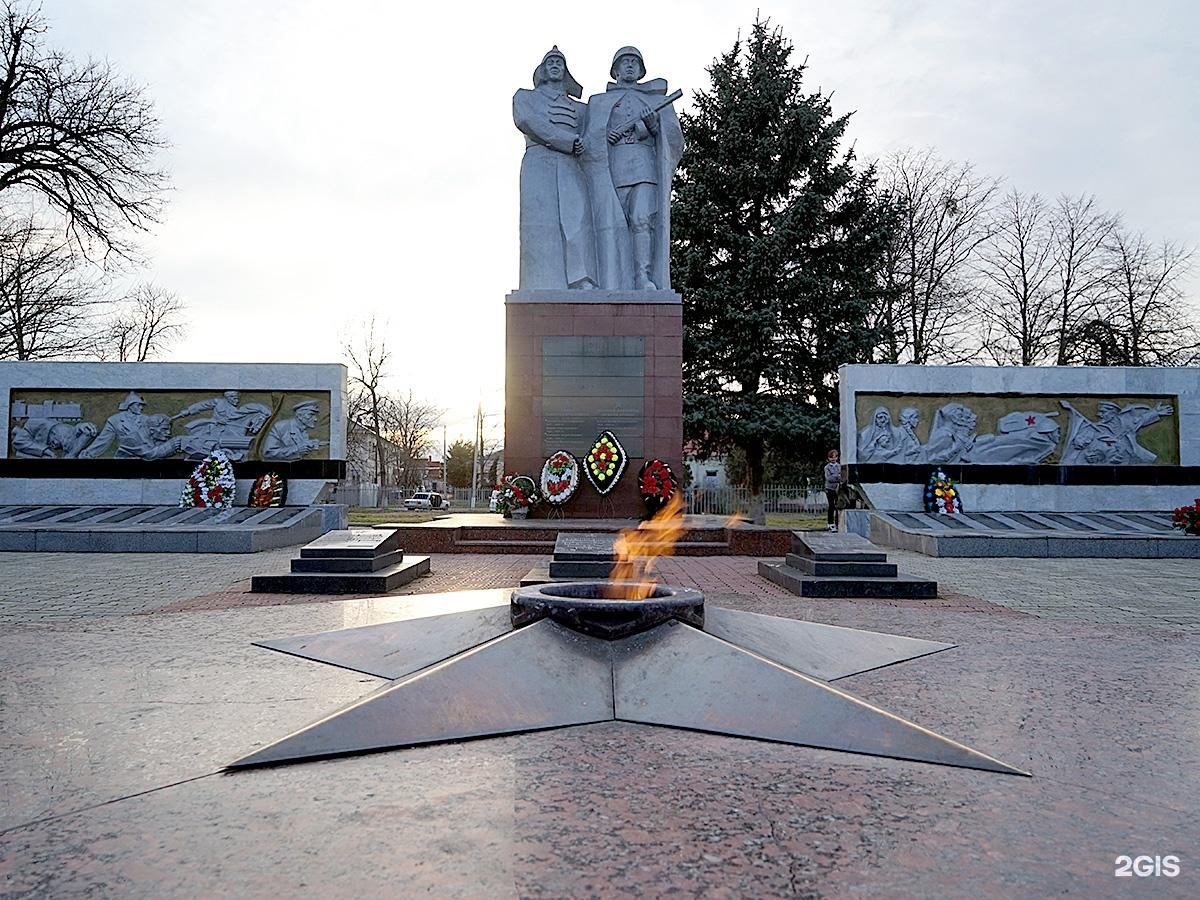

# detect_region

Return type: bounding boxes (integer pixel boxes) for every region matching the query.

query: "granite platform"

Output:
[250,529,429,593]
[758,531,938,599]
[847,508,1200,558]
[0,504,339,553]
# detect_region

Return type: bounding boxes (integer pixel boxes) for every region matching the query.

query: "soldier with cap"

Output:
[581,46,683,291]
[513,46,598,291]
[262,400,326,462]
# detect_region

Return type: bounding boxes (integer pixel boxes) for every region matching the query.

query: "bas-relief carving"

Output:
[515,45,683,293]
[8,389,331,462]
[854,395,1178,466]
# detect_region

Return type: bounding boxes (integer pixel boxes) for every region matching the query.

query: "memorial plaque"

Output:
[541,336,644,458]
[299,529,401,559]
[553,532,619,561]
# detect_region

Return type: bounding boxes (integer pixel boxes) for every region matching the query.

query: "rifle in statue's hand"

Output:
[609,89,683,138]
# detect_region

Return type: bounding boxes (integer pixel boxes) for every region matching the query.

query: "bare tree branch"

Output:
[0,1,167,261]
[100,282,185,361]
[0,208,101,358]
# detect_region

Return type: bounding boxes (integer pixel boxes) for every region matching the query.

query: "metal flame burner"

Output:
[510,582,704,639]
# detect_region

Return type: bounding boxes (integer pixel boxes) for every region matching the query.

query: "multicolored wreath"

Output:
[584,430,626,495]
[638,459,677,513]
[540,451,580,505]
[495,473,542,517]
[249,472,286,508]
[180,449,236,509]
[924,467,962,515]
[1171,498,1200,536]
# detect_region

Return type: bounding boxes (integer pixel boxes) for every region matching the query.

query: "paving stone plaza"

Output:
[2,537,1196,895]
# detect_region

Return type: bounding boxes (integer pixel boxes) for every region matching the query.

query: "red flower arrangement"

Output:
[638,459,676,514]
[179,450,236,509]
[540,451,579,505]
[1171,499,1200,536]
[249,472,286,508]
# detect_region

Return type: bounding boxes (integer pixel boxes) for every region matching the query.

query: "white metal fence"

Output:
[684,484,829,516]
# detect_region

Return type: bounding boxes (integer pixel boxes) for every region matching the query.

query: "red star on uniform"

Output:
[1026,415,1036,425]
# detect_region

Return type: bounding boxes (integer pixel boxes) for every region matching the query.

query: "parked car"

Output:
[403,491,450,511]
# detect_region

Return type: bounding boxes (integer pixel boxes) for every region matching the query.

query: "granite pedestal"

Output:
[504,293,682,518]
[251,529,429,593]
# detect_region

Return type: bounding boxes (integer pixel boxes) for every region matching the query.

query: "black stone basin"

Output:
[510,582,705,640]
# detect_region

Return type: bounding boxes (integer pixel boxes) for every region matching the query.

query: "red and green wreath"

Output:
[1172,499,1200,536]
[249,472,286,508]
[540,451,579,505]
[584,430,626,495]
[180,449,236,509]
[638,459,676,513]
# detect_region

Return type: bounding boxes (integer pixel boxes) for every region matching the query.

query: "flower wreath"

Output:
[584,430,627,495]
[1171,498,1200,536]
[540,451,580,505]
[180,449,236,509]
[495,473,542,517]
[638,459,676,514]
[923,467,962,514]
[249,472,287,508]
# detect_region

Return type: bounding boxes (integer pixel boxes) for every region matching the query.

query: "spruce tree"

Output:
[673,19,897,521]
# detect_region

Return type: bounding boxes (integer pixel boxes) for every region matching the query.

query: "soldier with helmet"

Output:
[581,46,683,291]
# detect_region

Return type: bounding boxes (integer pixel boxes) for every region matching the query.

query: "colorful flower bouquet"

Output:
[584,430,627,495]
[495,473,541,518]
[249,472,286,508]
[638,458,677,515]
[1171,499,1200,536]
[540,451,580,506]
[180,449,236,509]
[923,467,962,514]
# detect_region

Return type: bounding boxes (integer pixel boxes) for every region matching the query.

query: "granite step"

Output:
[252,556,430,594]
[290,549,406,573]
[784,553,898,578]
[299,528,402,559]
[792,531,888,562]
[758,561,937,599]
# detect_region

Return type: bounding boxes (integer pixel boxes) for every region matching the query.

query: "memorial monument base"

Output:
[504,293,682,519]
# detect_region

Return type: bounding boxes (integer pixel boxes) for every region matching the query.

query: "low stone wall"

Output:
[838,364,1199,512]
[2,361,348,506]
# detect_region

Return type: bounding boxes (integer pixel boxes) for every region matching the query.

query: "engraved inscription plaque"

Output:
[542,336,644,457]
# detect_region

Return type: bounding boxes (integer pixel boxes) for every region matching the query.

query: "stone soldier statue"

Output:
[582,46,683,291]
[262,400,326,462]
[513,47,598,290]
[80,391,180,459]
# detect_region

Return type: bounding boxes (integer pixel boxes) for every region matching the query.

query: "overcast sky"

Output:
[48,0,1200,445]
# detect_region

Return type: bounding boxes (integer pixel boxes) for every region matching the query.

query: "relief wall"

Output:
[853,394,1179,466]
[9,389,332,462]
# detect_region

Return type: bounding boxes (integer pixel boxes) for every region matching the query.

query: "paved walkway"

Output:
[2,540,1197,633]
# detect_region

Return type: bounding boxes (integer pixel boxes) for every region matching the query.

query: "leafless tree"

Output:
[0,210,99,359]
[101,282,185,361]
[977,188,1058,365]
[876,148,999,363]
[381,390,442,491]
[1049,194,1116,364]
[1084,229,1199,366]
[344,318,392,500]
[0,1,167,260]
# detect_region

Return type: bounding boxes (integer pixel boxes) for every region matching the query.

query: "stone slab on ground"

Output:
[759,561,939,599]
[299,528,402,559]
[0,504,330,553]
[250,556,430,594]
[852,508,1200,558]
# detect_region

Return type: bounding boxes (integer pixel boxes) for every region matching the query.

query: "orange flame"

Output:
[609,492,686,599]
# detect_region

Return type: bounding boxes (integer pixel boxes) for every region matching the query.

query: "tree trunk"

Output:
[746,439,766,526]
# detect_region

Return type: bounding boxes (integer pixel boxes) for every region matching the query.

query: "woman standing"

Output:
[823,449,843,532]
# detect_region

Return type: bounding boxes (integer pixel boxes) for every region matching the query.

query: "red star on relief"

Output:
[1026,415,1037,425]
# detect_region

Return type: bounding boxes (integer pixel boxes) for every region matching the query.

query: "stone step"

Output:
[299,528,401,559]
[252,556,430,594]
[784,553,898,578]
[454,539,558,554]
[758,561,937,599]
[290,549,406,574]
[791,530,888,562]
[549,560,614,578]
